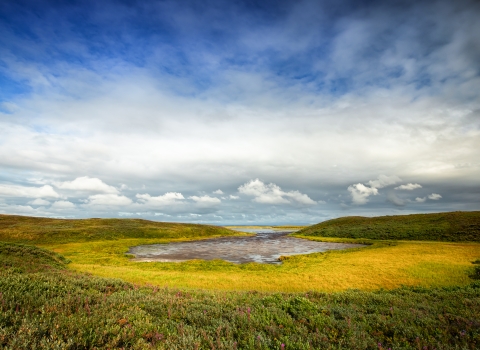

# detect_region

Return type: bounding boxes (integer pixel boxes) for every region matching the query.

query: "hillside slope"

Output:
[0,215,236,244]
[296,211,480,242]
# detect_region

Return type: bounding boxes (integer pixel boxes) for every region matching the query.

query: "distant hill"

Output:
[296,211,480,242]
[0,215,236,244]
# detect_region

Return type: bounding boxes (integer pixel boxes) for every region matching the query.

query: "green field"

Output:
[0,215,240,244]
[1,212,480,348]
[295,211,480,242]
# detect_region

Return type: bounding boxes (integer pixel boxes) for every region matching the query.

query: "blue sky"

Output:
[0,0,479,224]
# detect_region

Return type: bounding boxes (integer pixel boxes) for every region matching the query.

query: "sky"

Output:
[0,0,479,225]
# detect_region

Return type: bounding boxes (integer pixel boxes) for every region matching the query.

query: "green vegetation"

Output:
[0,213,479,292]
[1,212,480,348]
[0,241,70,272]
[471,259,480,280]
[50,239,479,292]
[296,211,480,242]
[1,242,479,349]
[0,214,238,244]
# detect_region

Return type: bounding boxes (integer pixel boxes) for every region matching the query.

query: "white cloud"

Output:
[0,0,478,223]
[85,194,132,206]
[51,200,76,210]
[395,183,422,190]
[0,184,60,198]
[229,195,239,200]
[189,195,221,204]
[212,189,224,195]
[348,175,402,205]
[238,179,316,206]
[28,198,51,206]
[428,193,442,200]
[347,183,379,205]
[55,176,118,194]
[187,195,222,210]
[284,190,318,205]
[367,175,402,189]
[415,197,426,203]
[0,204,43,215]
[239,179,289,204]
[136,192,185,207]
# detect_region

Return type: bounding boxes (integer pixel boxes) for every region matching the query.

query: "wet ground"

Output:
[128,230,365,264]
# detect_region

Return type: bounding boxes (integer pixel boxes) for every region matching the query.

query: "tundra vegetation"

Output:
[0,212,479,349]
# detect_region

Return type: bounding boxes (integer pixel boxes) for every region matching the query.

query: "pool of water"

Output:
[127,230,365,264]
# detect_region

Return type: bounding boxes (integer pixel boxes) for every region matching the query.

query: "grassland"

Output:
[1,242,479,349]
[1,212,480,348]
[0,214,239,244]
[44,239,478,292]
[0,213,479,292]
[295,211,480,241]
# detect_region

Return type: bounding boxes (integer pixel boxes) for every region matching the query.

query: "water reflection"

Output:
[128,230,365,264]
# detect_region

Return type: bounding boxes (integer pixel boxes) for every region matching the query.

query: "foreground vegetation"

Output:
[1,242,479,349]
[295,211,480,242]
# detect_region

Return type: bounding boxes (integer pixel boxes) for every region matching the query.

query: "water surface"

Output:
[128,230,365,264]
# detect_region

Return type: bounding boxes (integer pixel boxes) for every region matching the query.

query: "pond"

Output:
[127,229,365,264]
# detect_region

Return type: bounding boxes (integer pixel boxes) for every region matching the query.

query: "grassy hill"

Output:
[296,211,480,242]
[0,214,237,244]
[0,241,70,273]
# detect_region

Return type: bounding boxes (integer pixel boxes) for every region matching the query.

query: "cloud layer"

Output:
[0,0,479,223]
[239,179,317,206]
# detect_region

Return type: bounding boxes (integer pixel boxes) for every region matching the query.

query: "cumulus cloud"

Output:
[28,198,51,206]
[0,204,44,215]
[136,192,185,207]
[347,183,379,205]
[84,194,132,206]
[212,189,224,195]
[395,183,422,190]
[0,184,60,198]
[415,197,427,203]
[55,176,118,194]
[189,195,221,205]
[51,200,76,210]
[229,195,239,200]
[0,1,478,223]
[348,175,401,205]
[238,179,316,206]
[367,175,402,189]
[428,193,442,200]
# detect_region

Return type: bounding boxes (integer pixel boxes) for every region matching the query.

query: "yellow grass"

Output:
[42,238,480,292]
